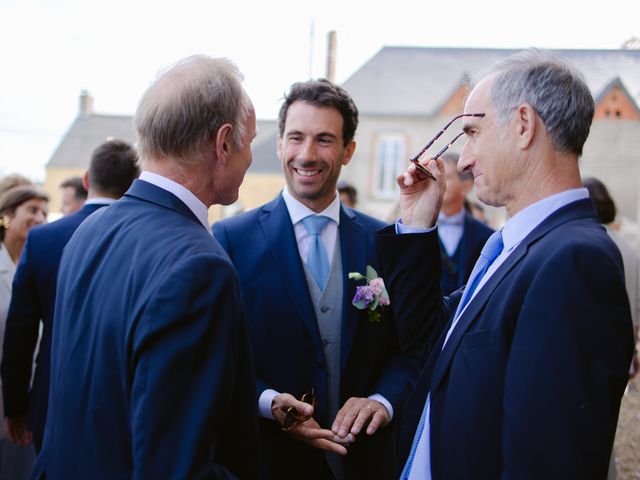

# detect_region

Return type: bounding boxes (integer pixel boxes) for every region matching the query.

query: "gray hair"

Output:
[135,55,252,164]
[487,49,594,157]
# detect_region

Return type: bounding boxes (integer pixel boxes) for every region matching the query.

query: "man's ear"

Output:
[215,123,234,164]
[515,103,537,150]
[83,171,90,190]
[276,135,283,159]
[342,140,356,166]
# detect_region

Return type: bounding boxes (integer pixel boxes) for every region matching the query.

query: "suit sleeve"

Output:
[130,252,259,479]
[212,221,274,398]
[1,235,41,418]
[501,241,633,479]
[376,225,456,361]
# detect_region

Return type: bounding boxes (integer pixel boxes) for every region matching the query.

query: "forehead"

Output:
[284,101,344,136]
[462,75,495,126]
[19,198,47,209]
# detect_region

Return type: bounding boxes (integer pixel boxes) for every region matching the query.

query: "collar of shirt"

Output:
[139,171,211,233]
[438,209,465,226]
[84,197,117,206]
[438,210,465,256]
[501,187,589,255]
[282,187,340,264]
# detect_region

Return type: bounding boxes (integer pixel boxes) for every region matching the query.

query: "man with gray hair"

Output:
[32,56,259,479]
[378,49,634,478]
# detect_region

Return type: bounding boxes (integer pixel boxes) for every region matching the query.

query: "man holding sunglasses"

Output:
[213,79,419,479]
[377,49,634,479]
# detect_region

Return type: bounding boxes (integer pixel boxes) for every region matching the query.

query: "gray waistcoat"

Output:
[303,242,345,479]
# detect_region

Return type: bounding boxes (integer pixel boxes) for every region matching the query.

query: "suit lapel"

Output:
[429,198,597,394]
[338,207,366,370]
[259,196,322,350]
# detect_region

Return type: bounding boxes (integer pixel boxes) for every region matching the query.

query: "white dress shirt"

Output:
[437,210,466,256]
[139,171,211,233]
[402,188,589,479]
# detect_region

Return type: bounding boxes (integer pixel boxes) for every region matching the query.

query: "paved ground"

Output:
[614,373,640,479]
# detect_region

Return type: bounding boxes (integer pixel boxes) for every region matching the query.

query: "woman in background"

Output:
[0,177,48,479]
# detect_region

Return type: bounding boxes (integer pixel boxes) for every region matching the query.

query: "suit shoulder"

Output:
[212,201,272,233]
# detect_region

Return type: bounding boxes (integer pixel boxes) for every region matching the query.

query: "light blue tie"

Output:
[401,230,504,479]
[301,215,331,290]
[453,229,504,320]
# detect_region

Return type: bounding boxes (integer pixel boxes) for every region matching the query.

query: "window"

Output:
[374,135,406,198]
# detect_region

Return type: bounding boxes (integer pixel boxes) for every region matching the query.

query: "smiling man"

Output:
[213,79,419,479]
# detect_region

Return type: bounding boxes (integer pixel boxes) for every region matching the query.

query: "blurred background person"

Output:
[583,176,639,375]
[438,152,494,295]
[1,139,139,457]
[0,178,48,479]
[337,180,358,209]
[583,176,639,480]
[59,176,88,216]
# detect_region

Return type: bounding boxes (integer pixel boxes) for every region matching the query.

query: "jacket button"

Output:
[320,305,330,313]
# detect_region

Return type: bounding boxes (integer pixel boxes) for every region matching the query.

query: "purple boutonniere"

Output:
[348,265,390,322]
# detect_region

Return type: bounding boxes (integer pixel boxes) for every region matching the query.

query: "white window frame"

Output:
[373,134,406,199]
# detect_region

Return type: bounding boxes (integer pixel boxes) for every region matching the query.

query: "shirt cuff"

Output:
[395,218,438,235]
[369,393,394,420]
[258,389,280,420]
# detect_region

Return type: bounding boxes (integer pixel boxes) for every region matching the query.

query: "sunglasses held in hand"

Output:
[410,113,486,180]
[281,390,317,432]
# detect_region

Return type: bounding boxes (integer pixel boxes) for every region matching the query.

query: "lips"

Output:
[293,166,323,178]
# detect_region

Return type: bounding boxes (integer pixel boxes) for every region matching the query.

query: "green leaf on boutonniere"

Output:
[368,309,382,322]
[366,265,378,281]
[348,272,367,281]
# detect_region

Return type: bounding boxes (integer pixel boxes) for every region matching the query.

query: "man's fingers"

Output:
[310,438,348,455]
[365,411,387,435]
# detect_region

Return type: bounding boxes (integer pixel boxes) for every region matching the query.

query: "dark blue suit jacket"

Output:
[1,203,106,450]
[32,180,259,479]
[439,212,494,295]
[377,199,634,479]
[213,195,420,479]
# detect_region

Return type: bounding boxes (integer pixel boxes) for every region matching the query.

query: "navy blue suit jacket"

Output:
[33,180,259,479]
[1,203,106,450]
[213,195,420,479]
[377,199,634,479]
[439,212,494,295]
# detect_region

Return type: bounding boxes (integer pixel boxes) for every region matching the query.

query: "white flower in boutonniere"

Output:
[348,265,390,322]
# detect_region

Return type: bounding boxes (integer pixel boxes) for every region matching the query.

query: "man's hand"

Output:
[397,157,446,229]
[331,397,391,439]
[5,416,33,447]
[271,393,349,455]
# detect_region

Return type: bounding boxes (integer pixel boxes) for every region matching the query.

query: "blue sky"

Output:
[1,0,638,181]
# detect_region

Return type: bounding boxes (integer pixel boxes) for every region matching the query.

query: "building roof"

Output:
[47,113,281,174]
[47,114,136,168]
[342,46,640,116]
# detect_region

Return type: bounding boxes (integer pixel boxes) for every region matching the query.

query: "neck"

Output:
[442,202,464,217]
[506,151,582,217]
[293,192,337,213]
[145,159,214,207]
[3,234,24,264]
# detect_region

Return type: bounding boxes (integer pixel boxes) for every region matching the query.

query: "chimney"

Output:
[326,30,337,82]
[79,90,94,116]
